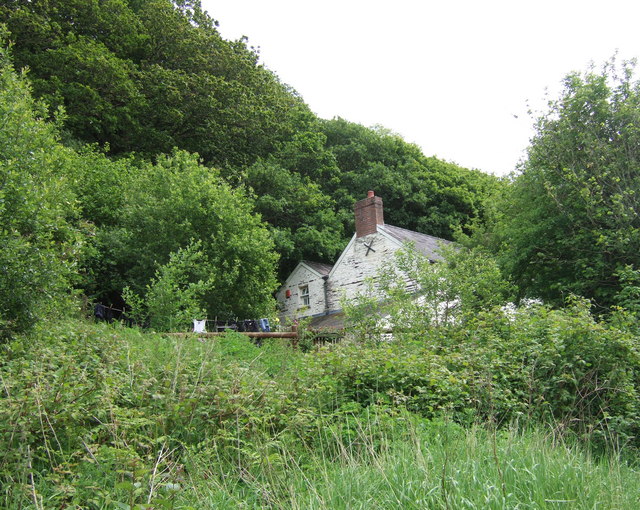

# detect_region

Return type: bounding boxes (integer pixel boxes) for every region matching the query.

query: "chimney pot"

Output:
[367,190,375,198]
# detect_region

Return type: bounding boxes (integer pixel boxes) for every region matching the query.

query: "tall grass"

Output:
[182,414,639,509]
[1,319,639,508]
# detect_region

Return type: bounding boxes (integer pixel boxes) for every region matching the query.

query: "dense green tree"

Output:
[1,0,148,148]
[0,0,314,168]
[0,32,280,324]
[0,37,82,338]
[484,60,640,310]
[123,240,217,331]
[320,118,500,240]
[66,147,280,320]
[108,151,279,318]
[64,148,139,299]
[245,159,346,277]
[30,36,144,149]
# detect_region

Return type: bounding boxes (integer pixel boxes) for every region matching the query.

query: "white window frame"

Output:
[299,285,310,307]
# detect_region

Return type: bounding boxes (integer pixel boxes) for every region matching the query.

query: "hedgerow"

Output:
[327,299,640,446]
[1,305,639,507]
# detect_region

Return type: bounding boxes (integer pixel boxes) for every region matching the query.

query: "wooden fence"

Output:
[165,325,299,346]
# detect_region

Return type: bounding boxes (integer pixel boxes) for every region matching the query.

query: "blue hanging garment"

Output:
[258,318,270,332]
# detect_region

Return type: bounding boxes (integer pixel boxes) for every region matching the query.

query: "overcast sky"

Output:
[201,0,640,176]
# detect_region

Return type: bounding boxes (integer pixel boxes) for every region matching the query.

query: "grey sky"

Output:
[202,0,640,176]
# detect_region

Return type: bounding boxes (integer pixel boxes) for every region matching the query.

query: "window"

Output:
[300,285,310,306]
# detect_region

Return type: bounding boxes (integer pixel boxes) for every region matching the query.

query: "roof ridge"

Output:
[302,259,333,266]
[380,223,451,243]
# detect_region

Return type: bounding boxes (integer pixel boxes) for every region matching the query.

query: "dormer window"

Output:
[300,285,310,306]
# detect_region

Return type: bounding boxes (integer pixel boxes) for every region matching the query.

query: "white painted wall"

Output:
[276,263,327,321]
[326,232,400,309]
[277,230,428,322]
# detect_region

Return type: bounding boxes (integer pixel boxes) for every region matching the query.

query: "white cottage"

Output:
[276,191,451,328]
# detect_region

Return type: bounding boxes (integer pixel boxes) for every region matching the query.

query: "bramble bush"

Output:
[1,311,639,507]
[338,246,640,447]
[335,297,640,447]
[0,322,309,507]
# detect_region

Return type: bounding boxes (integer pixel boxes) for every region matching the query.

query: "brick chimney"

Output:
[354,191,384,237]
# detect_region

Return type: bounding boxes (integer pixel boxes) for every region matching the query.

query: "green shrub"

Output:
[0,321,311,507]
[0,35,83,339]
[466,299,640,445]
[335,298,640,448]
[1,315,639,507]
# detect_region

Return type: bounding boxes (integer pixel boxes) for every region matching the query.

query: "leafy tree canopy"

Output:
[244,159,346,278]
[243,118,501,274]
[86,150,279,319]
[482,59,640,311]
[0,34,83,338]
[0,0,314,169]
[319,118,501,240]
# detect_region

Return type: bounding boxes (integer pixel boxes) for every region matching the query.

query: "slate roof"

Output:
[309,311,345,330]
[302,260,333,275]
[379,224,452,261]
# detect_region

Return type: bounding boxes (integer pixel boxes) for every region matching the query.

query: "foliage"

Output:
[320,118,501,240]
[483,59,640,311]
[242,118,501,277]
[0,36,83,339]
[3,7,640,505]
[125,240,216,331]
[109,150,279,319]
[328,298,640,447]
[0,0,314,168]
[1,317,639,508]
[61,146,281,320]
[341,247,639,446]
[469,298,640,441]
[0,30,281,327]
[613,265,640,316]
[344,244,513,332]
[245,158,346,277]
[0,321,308,508]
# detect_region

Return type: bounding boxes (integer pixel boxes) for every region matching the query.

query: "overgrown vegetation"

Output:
[2,1,640,507]
[0,31,83,339]
[0,0,498,287]
[475,58,640,312]
[1,320,639,508]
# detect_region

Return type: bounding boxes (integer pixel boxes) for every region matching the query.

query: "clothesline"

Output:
[93,303,136,326]
[193,318,270,333]
[92,303,270,333]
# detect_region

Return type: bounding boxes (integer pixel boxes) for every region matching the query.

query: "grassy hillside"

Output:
[1,318,639,508]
